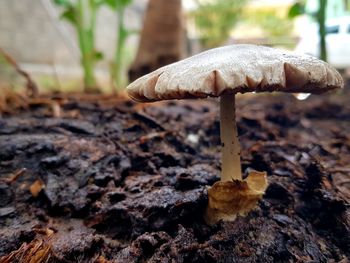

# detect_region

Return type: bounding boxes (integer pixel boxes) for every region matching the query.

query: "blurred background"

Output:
[0,0,349,94]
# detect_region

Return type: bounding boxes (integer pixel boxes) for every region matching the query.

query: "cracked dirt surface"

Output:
[0,92,349,262]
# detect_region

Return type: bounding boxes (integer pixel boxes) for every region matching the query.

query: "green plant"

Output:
[54,0,135,92]
[54,0,103,92]
[288,0,328,61]
[104,0,135,90]
[190,0,248,49]
[318,0,327,62]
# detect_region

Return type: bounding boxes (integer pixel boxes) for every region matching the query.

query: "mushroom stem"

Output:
[220,93,242,181]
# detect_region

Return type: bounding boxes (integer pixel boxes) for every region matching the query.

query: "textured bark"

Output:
[128,0,185,82]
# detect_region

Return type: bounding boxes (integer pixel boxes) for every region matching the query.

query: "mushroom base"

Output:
[205,171,268,225]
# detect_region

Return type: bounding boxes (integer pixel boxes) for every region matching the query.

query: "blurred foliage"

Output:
[245,9,294,37]
[190,0,248,49]
[104,0,132,10]
[288,0,327,61]
[53,0,134,92]
[105,0,137,90]
[53,0,102,92]
[190,0,295,49]
[318,0,327,61]
[288,1,306,18]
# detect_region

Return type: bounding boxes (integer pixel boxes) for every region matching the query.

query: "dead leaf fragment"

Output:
[95,255,113,263]
[0,240,52,263]
[205,170,268,225]
[30,180,45,198]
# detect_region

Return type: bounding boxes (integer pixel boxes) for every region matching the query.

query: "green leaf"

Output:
[94,50,104,61]
[91,0,105,8]
[95,0,105,6]
[53,0,72,8]
[104,0,116,9]
[288,2,305,18]
[60,7,77,24]
[104,0,133,10]
[117,27,137,42]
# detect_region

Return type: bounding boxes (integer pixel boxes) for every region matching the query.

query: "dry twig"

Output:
[0,168,27,184]
[0,48,39,97]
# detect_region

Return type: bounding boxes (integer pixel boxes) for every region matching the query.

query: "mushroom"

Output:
[126,44,344,224]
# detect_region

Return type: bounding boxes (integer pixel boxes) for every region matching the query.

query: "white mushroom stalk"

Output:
[220,93,241,181]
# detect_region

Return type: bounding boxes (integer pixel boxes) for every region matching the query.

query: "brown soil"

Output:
[0,90,349,262]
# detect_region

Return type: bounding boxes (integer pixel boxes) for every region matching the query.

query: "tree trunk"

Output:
[128,0,185,82]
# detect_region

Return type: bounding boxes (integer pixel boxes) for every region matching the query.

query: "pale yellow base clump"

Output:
[205,171,268,225]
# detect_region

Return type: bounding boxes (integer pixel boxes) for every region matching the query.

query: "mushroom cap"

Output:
[127,44,344,102]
